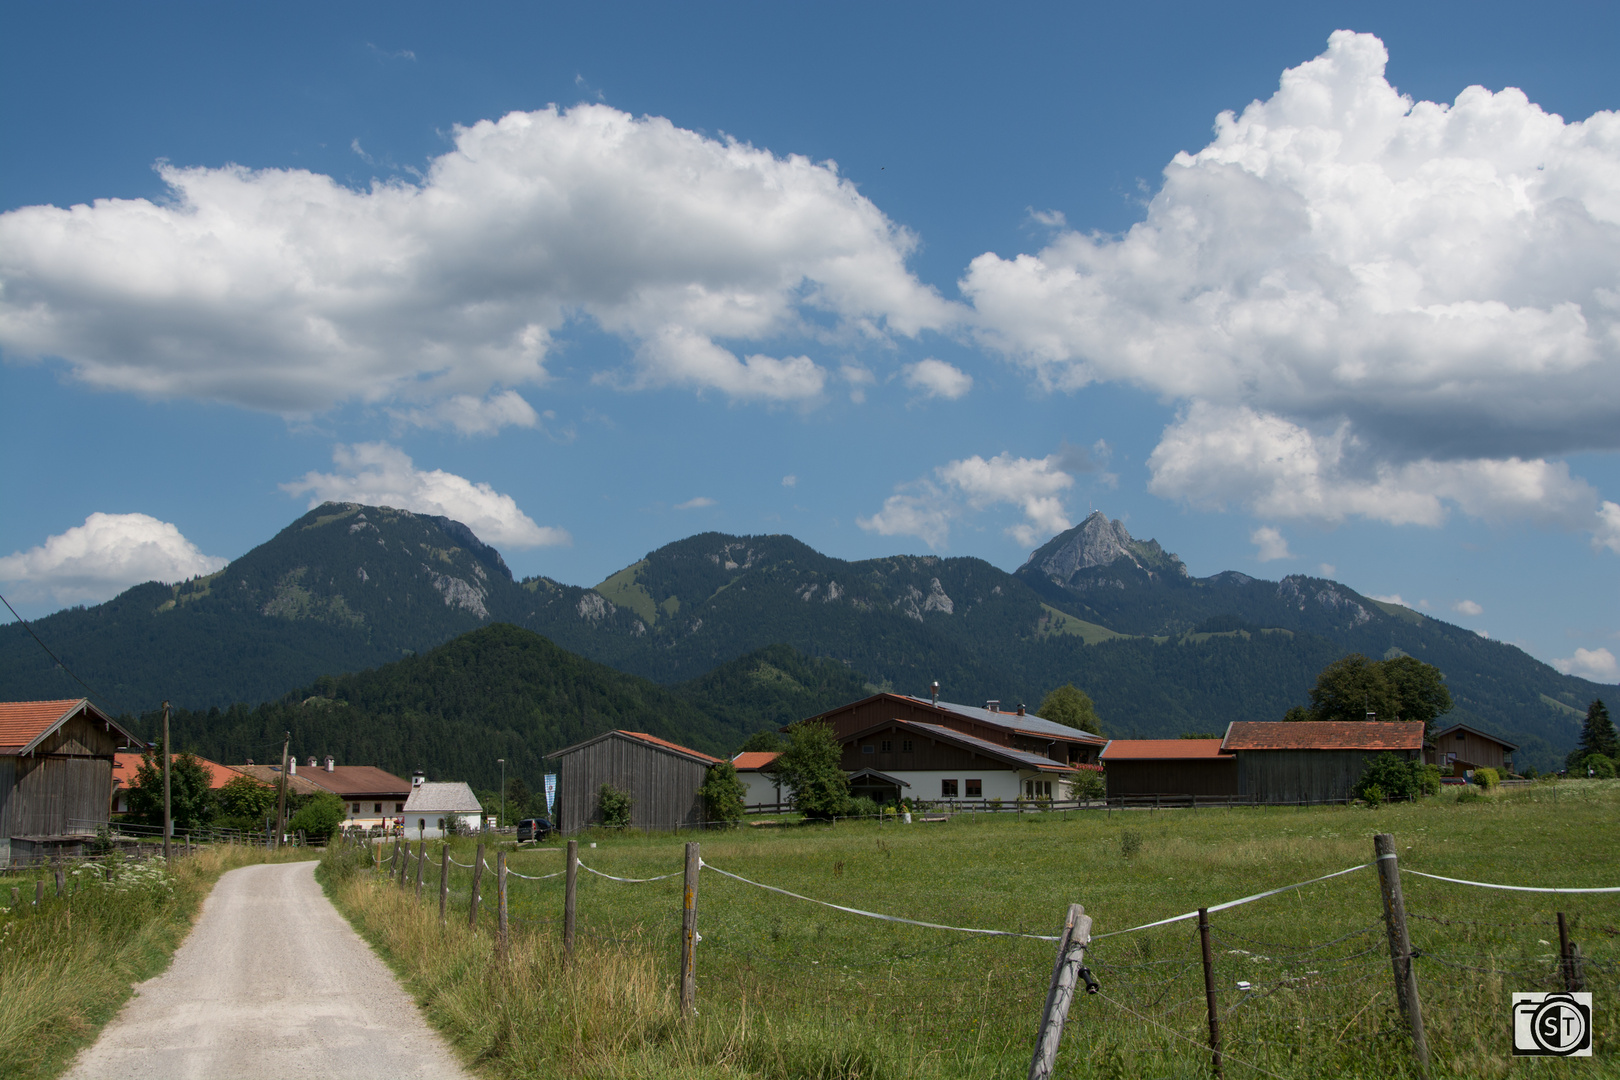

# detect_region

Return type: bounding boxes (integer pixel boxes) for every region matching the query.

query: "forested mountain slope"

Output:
[134,626,873,793]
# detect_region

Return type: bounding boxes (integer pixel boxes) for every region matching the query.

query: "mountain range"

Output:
[1,503,1605,772]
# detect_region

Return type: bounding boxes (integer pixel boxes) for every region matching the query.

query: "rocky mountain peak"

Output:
[1022,511,1186,584]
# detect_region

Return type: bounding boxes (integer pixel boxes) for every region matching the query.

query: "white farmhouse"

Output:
[402,781,485,838]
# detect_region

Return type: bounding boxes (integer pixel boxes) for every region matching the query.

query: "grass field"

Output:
[324,781,1620,1079]
[0,843,316,1080]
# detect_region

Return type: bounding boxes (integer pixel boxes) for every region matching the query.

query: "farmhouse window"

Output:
[862,745,875,754]
[1023,779,1052,799]
[880,740,892,753]
[373,803,382,813]
[941,779,958,797]
[352,803,360,814]
[965,779,982,797]
[396,803,405,812]
[1456,732,1466,741]
[901,740,913,753]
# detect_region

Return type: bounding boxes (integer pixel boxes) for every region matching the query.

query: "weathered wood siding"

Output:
[840,723,1008,773]
[1431,729,1513,772]
[1105,758,1238,798]
[0,713,118,863]
[1235,748,1417,804]
[554,734,709,834]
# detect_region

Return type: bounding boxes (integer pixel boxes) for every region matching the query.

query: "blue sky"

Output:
[3,1,1619,682]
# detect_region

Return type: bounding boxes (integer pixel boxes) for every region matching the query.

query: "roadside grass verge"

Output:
[0,844,316,1080]
[324,781,1619,1078]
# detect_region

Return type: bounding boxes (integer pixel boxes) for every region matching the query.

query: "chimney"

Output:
[246,758,255,766]
[324,755,335,773]
[288,759,297,776]
[985,700,1000,713]
[412,770,424,788]
[930,680,939,706]
[307,756,317,768]
[1017,703,1026,716]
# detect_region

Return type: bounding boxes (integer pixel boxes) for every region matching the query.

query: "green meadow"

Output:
[324,781,1620,1079]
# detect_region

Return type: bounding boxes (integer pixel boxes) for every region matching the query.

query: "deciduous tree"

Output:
[766,722,851,820]
[1038,684,1103,735]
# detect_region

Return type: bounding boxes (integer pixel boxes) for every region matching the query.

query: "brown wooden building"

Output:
[1424,723,1517,775]
[1222,721,1426,804]
[1098,739,1237,798]
[1,699,142,865]
[804,693,1107,769]
[546,730,720,834]
[836,717,1083,803]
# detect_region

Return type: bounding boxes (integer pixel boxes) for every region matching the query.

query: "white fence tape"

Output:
[506,868,566,881]
[576,861,684,883]
[448,855,475,868]
[1092,863,1371,939]
[1401,868,1620,894]
[701,859,1062,940]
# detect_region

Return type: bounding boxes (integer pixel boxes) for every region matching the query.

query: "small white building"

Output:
[402,781,484,839]
[731,752,783,809]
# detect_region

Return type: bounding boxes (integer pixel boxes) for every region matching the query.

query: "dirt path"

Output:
[63,860,473,1080]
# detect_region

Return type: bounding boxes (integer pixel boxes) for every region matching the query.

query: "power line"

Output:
[0,591,104,703]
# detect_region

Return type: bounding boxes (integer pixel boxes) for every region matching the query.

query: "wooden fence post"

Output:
[414,840,426,898]
[439,844,450,925]
[36,879,45,906]
[1028,903,1093,1080]
[679,841,700,1018]
[390,838,400,876]
[1198,907,1223,1077]
[1557,912,1586,992]
[497,851,509,961]
[564,839,578,955]
[1374,833,1429,1076]
[468,842,486,931]
[54,868,65,897]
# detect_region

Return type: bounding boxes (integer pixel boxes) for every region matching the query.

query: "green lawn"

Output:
[343,781,1620,1079]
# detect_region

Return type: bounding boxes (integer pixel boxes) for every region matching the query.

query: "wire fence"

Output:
[348,828,1616,1077]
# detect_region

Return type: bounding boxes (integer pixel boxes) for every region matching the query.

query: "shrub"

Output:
[1119,830,1142,858]
[1455,788,1484,804]
[848,796,880,819]
[1416,764,1443,797]
[597,783,632,828]
[1071,770,1105,800]
[768,722,852,820]
[1472,767,1500,789]
[1353,752,1430,803]
[288,791,347,841]
[1361,784,1386,806]
[1582,754,1617,779]
[698,761,747,827]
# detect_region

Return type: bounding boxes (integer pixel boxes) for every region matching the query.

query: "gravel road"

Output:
[63,860,472,1080]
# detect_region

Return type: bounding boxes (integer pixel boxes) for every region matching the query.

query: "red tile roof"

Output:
[616,731,721,765]
[1101,739,1230,761]
[300,765,413,798]
[113,752,245,790]
[731,751,781,771]
[0,698,139,753]
[1222,721,1425,752]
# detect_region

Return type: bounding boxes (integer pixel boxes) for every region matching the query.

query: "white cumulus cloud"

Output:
[1554,646,1620,682]
[392,390,540,436]
[1370,593,1406,606]
[903,358,973,400]
[0,104,955,416]
[962,31,1620,545]
[1250,526,1292,562]
[1452,599,1484,617]
[674,497,716,510]
[0,513,228,607]
[859,452,1074,549]
[281,442,569,549]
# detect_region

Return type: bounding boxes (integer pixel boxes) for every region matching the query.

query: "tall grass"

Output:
[0,844,314,1079]
[324,781,1619,1078]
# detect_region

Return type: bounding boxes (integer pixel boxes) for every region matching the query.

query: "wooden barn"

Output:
[1425,723,1517,776]
[1,699,143,865]
[546,730,720,834]
[835,717,1083,802]
[1222,721,1426,804]
[1098,739,1237,798]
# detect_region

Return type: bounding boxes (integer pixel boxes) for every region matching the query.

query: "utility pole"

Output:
[274,732,290,849]
[498,758,506,828]
[162,701,172,862]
